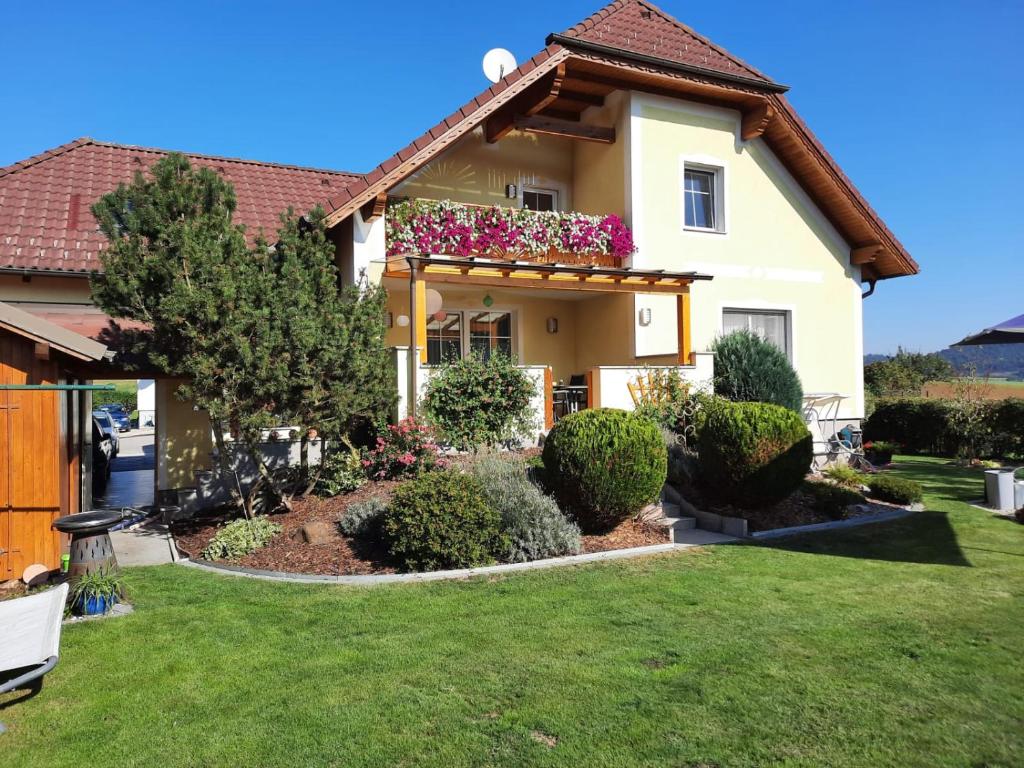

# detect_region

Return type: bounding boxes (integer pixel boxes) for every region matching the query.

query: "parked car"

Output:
[98,403,132,432]
[92,417,113,493]
[92,410,120,457]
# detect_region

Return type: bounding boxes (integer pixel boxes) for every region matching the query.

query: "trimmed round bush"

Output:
[541,408,667,533]
[711,329,803,412]
[698,400,813,507]
[866,474,923,505]
[803,481,865,520]
[383,471,506,571]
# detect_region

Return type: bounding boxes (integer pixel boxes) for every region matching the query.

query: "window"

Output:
[426,312,462,365]
[426,309,514,365]
[684,168,718,230]
[469,311,513,360]
[522,188,557,212]
[723,309,790,357]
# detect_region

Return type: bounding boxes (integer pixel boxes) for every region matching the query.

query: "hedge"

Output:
[865,397,1024,458]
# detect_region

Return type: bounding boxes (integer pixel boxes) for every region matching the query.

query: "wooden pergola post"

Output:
[407,258,428,418]
[677,287,692,365]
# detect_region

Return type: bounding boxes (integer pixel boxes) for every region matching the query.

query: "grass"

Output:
[3,458,1023,767]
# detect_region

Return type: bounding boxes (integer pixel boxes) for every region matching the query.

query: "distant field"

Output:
[922,378,1024,400]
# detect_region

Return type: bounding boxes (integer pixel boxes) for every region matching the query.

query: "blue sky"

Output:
[2,1,1021,354]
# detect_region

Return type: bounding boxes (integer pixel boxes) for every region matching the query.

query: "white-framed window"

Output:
[426,309,514,365]
[723,309,790,357]
[682,162,725,233]
[522,187,558,212]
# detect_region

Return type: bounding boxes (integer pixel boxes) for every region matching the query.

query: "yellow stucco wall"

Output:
[572,92,628,220]
[634,96,864,416]
[394,127,574,209]
[0,274,92,303]
[155,380,213,491]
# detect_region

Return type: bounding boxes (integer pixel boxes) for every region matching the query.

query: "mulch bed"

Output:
[172,458,667,575]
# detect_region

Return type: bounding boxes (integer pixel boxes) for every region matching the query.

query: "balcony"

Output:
[385,198,634,268]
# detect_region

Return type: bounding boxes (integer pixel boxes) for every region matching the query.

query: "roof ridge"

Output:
[0,137,363,181]
[561,0,774,84]
[0,137,95,179]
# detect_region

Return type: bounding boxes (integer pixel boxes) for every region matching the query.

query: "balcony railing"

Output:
[385,198,634,267]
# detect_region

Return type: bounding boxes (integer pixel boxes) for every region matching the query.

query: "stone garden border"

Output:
[177,542,689,585]
[750,505,918,540]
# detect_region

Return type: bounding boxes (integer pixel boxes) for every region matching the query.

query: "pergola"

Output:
[384,254,713,409]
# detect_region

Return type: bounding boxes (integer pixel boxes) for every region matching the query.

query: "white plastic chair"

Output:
[0,582,68,731]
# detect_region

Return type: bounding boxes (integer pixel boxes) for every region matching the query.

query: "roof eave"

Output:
[546,33,789,93]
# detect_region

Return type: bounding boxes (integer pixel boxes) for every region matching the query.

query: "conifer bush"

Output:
[711,330,803,412]
[541,409,667,533]
[866,474,923,505]
[698,400,812,507]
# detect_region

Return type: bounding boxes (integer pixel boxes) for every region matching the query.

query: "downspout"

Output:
[861,279,877,300]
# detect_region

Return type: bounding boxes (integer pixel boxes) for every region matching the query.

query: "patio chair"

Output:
[0,582,69,732]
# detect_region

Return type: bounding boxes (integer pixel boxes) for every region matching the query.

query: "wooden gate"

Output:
[0,333,63,578]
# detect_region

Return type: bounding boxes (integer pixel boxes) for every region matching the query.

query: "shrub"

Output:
[338,497,387,539]
[542,408,667,533]
[711,330,803,412]
[865,399,955,455]
[823,464,867,490]
[631,369,713,450]
[803,481,865,520]
[989,399,1024,458]
[383,471,506,571]
[866,474,923,505]
[698,401,812,508]
[314,437,366,496]
[468,455,581,563]
[201,516,281,561]
[363,417,444,480]
[423,352,537,450]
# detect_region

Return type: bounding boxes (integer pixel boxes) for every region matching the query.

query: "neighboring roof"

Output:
[954,313,1024,346]
[0,138,362,274]
[0,300,108,361]
[549,0,780,89]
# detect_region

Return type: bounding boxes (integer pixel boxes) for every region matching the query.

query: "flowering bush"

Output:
[362,417,445,480]
[386,199,635,260]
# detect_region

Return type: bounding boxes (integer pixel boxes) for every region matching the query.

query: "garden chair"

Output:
[0,582,69,733]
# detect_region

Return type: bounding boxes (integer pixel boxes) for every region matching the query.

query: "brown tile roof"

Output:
[0,138,362,274]
[551,0,778,87]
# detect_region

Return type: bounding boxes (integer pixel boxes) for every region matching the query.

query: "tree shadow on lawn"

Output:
[748,511,972,567]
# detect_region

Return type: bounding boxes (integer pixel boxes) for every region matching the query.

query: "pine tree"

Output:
[91,154,394,512]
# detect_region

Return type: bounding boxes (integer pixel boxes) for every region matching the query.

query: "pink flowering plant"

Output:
[386,199,635,260]
[362,417,445,480]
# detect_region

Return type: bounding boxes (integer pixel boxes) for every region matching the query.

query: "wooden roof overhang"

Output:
[385,255,712,295]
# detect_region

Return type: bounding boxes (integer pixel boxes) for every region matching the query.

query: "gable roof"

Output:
[321,0,916,280]
[0,138,362,275]
[549,0,780,89]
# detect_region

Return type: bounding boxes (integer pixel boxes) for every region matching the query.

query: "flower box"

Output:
[386,199,635,264]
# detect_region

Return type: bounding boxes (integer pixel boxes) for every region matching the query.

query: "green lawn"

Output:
[4,458,1023,767]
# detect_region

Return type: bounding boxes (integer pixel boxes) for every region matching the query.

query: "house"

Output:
[0,301,109,577]
[0,0,917,512]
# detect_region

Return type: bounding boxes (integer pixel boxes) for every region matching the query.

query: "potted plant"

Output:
[69,568,124,616]
[864,440,898,466]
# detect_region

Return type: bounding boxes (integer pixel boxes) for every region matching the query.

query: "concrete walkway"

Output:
[110,520,178,566]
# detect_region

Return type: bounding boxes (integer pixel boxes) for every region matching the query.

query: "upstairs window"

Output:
[684,168,718,230]
[522,188,557,212]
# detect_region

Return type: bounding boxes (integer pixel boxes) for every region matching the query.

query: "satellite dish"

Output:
[482,48,517,83]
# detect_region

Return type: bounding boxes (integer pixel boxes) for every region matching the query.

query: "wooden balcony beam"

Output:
[486,64,566,143]
[513,115,615,144]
